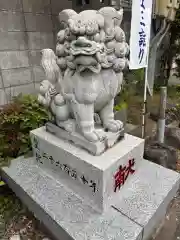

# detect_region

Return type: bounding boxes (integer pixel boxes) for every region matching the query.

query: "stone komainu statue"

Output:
[38,7,129,144]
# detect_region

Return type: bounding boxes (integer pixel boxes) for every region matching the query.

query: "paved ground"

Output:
[155,149,180,240]
[174,193,180,240]
[128,117,180,240]
[150,190,180,240]
[149,123,180,240]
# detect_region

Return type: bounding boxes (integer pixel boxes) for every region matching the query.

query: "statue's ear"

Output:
[95,12,105,29]
[58,9,77,28]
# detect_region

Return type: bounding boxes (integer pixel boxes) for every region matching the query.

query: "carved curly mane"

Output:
[55,7,129,74]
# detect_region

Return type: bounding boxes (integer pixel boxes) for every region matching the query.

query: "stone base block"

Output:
[46,121,125,156]
[1,157,180,240]
[30,127,144,211]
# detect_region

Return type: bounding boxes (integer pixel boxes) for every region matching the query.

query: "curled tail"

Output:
[41,49,62,87]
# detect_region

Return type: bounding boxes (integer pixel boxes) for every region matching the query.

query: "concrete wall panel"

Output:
[2,68,32,87]
[25,13,53,32]
[0,0,57,105]
[0,89,7,105]
[0,51,29,70]
[0,0,22,11]
[32,66,45,83]
[22,0,51,14]
[0,32,28,50]
[0,11,25,32]
[27,32,54,50]
[29,50,42,66]
[0,0,121,106]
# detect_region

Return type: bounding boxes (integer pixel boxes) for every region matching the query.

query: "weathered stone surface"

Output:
[149,103,177,125]
[0,11,25,32]
[22,0,51,13]
[0,32,28,51]
[0,51,29,70]
[27,32,54,50]
[165,127,180,149]
[25,13,53,32]
[2,68,32,88]
[113,160,180,240]
[168,120,179,128]
[144,140,177,170]
[30,127,144,211]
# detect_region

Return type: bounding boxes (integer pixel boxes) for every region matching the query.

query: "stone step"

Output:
[1,157,180,240]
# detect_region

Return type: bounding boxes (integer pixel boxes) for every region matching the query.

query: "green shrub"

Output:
[167,85,180,100]
[114,102,127,112]
[0,94,49,167]
[114,69,145,111]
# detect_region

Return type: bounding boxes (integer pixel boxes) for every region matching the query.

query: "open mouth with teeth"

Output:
[70,37,102,73]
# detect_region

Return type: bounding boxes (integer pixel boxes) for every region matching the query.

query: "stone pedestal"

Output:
[1,126,179,240]
[30,127,145,211]
[1,157,180,240]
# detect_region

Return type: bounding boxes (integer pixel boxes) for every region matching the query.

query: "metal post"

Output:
[147,19,170,96]
[141,67,148,139]
[157,86,167,143]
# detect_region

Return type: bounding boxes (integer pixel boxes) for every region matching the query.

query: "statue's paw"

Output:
[83,130,106,143]
[56,119,76,133]
[104,120,123,132]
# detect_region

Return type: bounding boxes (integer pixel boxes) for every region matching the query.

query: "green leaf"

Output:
[0,94,49,168]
